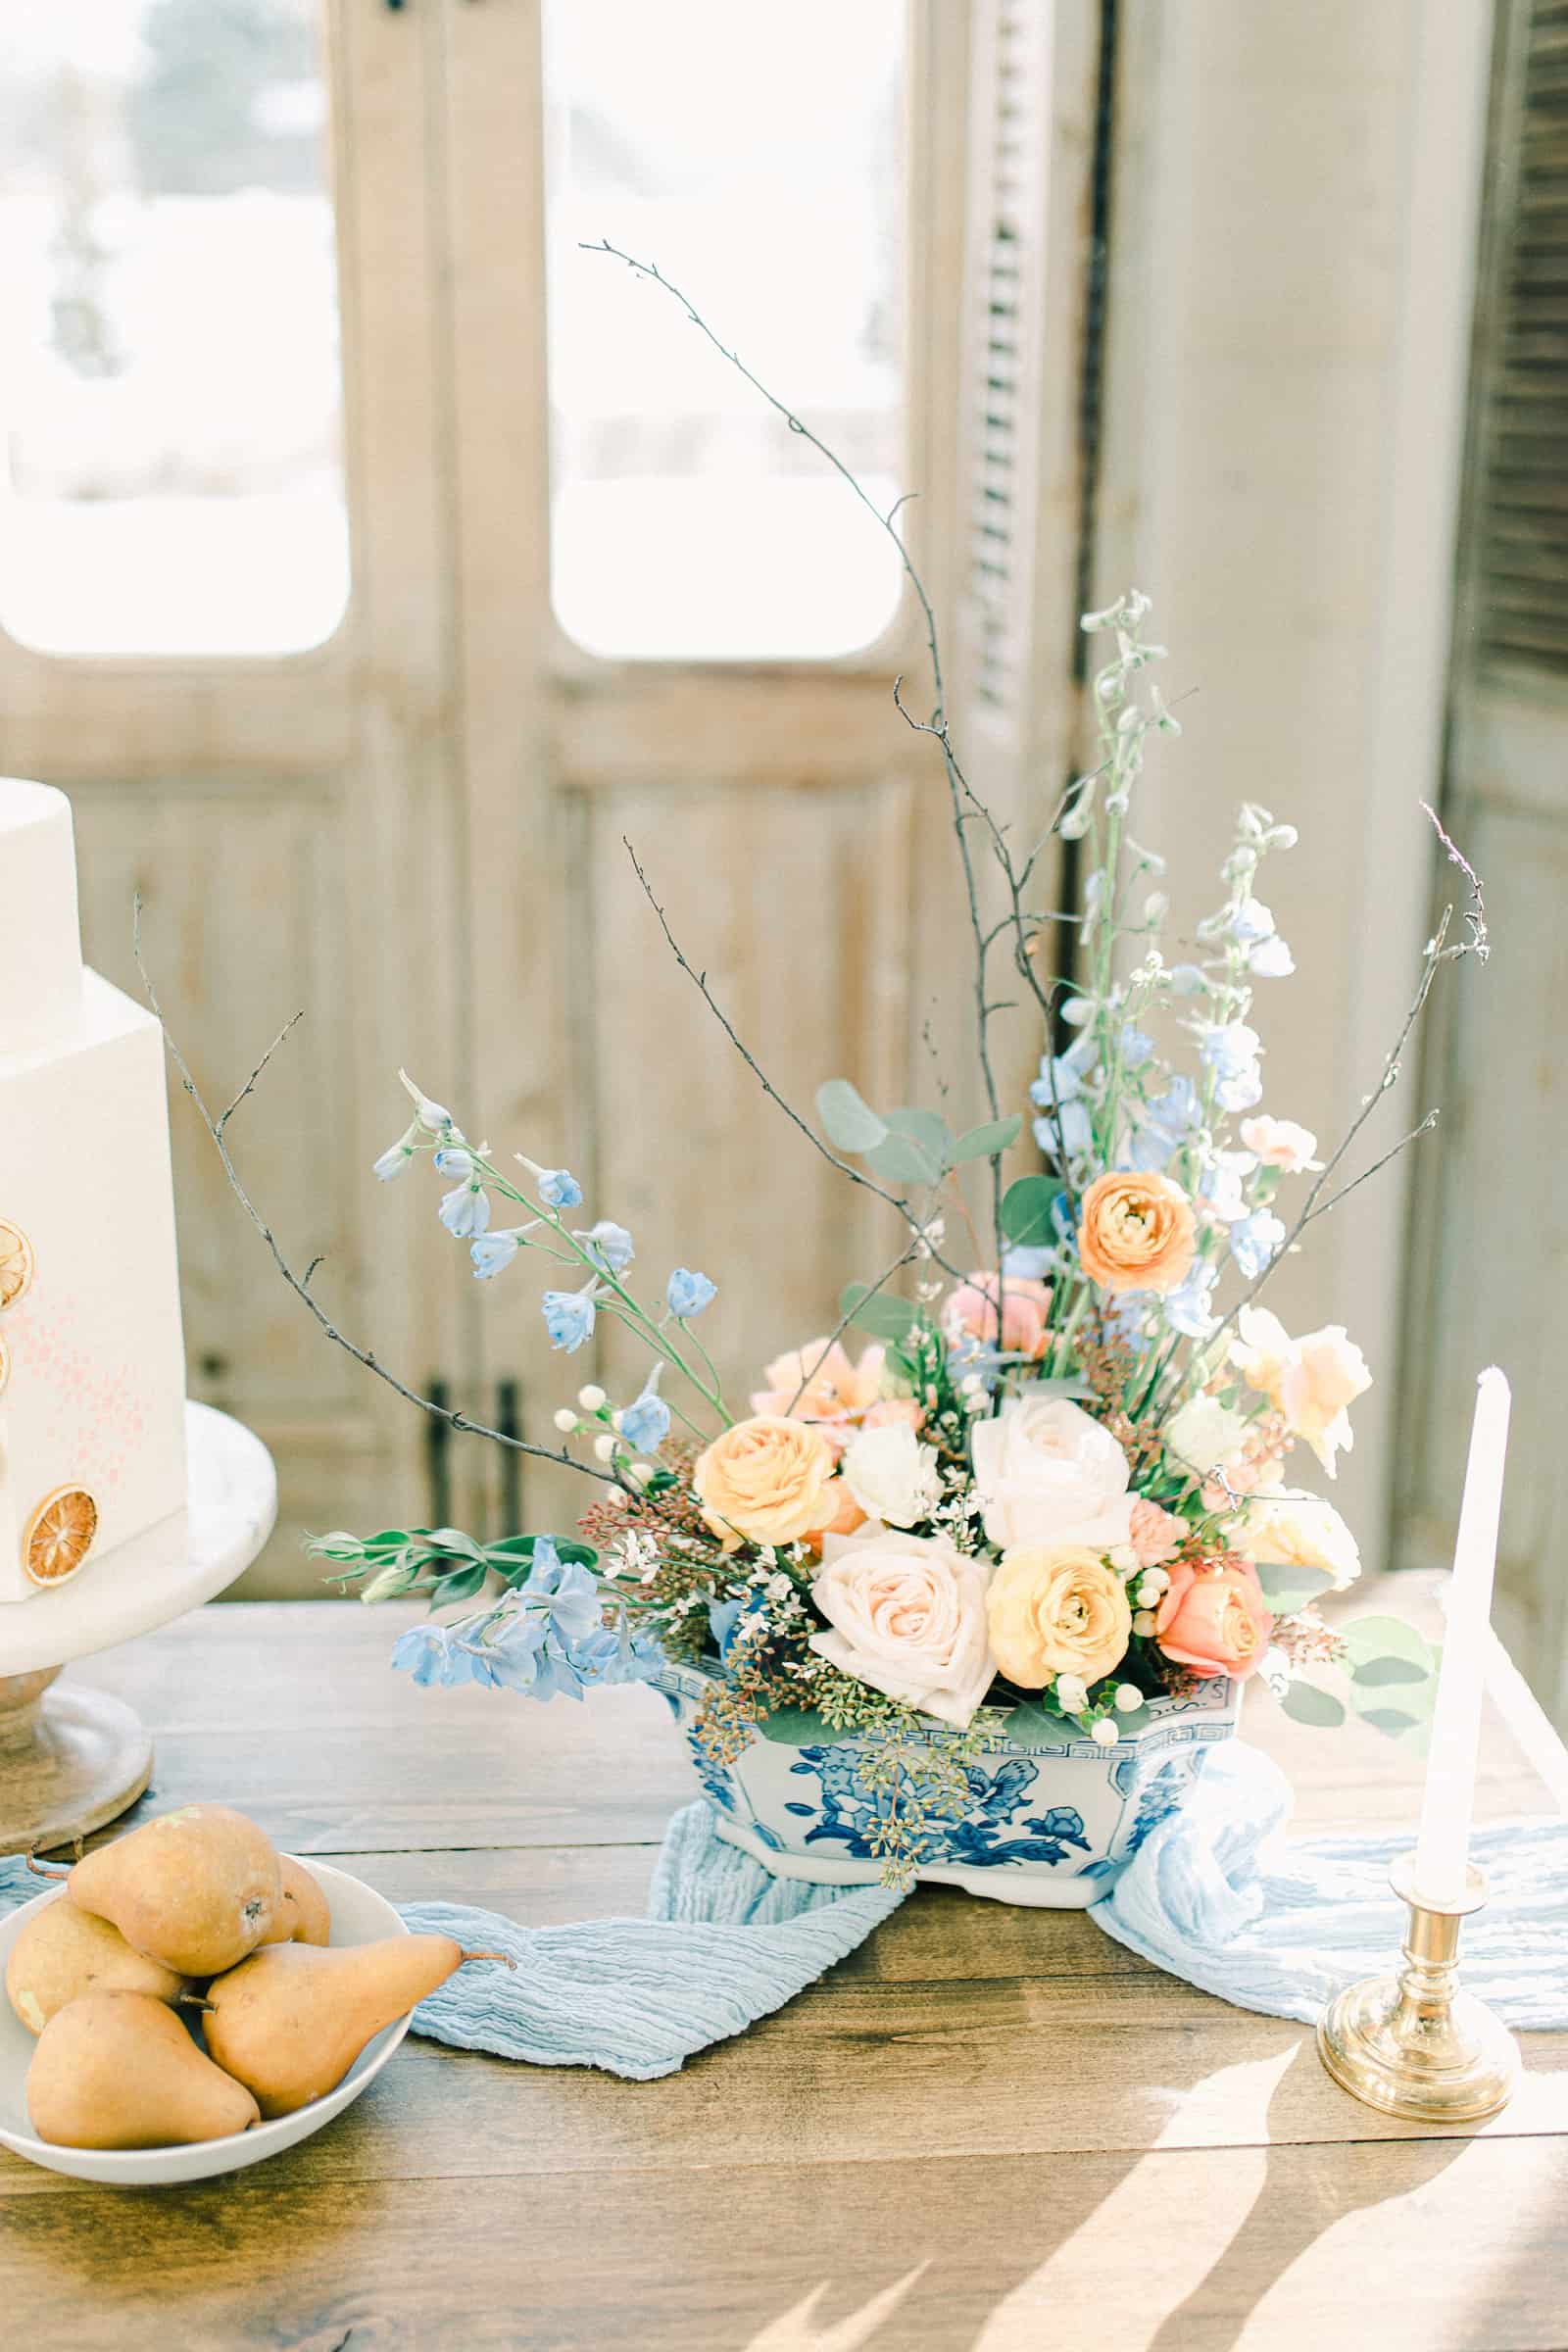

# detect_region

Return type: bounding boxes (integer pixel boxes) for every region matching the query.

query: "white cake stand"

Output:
[0,1401,276,1854]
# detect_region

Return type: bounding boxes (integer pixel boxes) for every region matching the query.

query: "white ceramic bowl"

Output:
[0,1855,410,2184]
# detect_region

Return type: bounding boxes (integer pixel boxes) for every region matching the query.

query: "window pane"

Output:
[0,0,348,658]
[545,0,906,662]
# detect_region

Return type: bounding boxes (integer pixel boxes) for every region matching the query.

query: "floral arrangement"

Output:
[160,252,1484,1882]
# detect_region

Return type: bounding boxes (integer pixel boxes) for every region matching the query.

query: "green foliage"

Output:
[1279,1681,1348,1728]
[951,1114,1022,1163]
[757,1705,857,1747]
[839,1283,921,1344]
[1342,1614,1440,1747]
[817,1085,1019,1189]
[1001,1175,1064,1248]
[1254,1562,1335,1615]
[815,1078,888,1153]
[305,1524,598,1605]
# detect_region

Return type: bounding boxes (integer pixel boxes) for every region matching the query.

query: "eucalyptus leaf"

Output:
[1001,1701,1074,1749]
[1350,1654,1432,1687]
[1279,1681,1347,1729]
[883,1106,953,1165]
[839,1284,919,1343]
[951,1114,1023,1163]
[1253,1563,1334,1615]
[1342,1614,1439,1679]
[1356,1705,1430,1744]
[816,1078,888,1154]
[1001,1175,1063,1248]
[865,1131,944,1186]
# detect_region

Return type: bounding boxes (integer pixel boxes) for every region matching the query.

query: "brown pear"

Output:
[68,1803,282,1975]
[259,1856,332,1948]
[26,1991,261,2149]
[203,1934,470,2118]
[6,1894,188,2035]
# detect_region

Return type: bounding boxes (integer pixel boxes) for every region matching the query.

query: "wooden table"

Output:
[3,1598,1566,2351]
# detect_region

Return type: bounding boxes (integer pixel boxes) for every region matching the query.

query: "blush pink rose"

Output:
[942,1272,1053,1360]
[1154,1557,1272,1682]
[1239,1114,1321,1172]
[1129,1496,1184,1567]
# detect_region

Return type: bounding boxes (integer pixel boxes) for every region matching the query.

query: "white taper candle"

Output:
[1412,1366,1511,1909]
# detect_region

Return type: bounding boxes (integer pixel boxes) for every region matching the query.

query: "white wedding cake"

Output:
[0,779,187,1605]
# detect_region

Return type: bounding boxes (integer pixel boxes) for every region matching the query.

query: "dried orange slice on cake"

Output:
[22,1487,99,1589]
[0,1219,33,1309]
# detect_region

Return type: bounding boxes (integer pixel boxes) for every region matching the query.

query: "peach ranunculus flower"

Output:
[1129,1496,1185,1568]
[942,1272,1054,1360]
[1239,1114,1322,1173]
[1153,1556,1272,1682]
[1230,1304,1371,1478]
[1077,1170,1197,1297]
[694,1414,839,1553]
[1241,1488,1361,1592]
[810,1522,996,1728]
[750,1339,904,1450]
[986,1544,1133,1690]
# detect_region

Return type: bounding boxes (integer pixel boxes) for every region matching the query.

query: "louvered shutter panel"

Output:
[1466,0,1568,675]
[956,1,1099,809]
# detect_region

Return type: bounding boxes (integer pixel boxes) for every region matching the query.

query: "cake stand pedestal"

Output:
[0,1402,276,1855]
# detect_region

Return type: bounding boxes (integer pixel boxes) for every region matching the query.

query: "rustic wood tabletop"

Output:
[2,1592,1565,2352]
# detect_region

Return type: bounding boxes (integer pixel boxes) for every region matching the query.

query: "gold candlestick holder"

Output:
[1317,1855,1520,2124]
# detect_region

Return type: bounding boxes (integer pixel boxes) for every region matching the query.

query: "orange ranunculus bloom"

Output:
[1077,1170,1197,1297]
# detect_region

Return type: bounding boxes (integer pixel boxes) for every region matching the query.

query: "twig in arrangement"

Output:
[585,240,1013,1261]
[785,1240,922,1416]
[218,1013,305,1137]
[623,837,968,1286]
[132,901,618,1491]
[1422,801,1489,961]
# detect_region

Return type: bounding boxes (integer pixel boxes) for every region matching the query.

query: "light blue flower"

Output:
[578,1220,635,1275]
[398,1068,458,1137]
[372,1141,413,1183]
[1170,964,1208,998]
[1196,1150,1254,1223]
[433,1145,473,1179]
[1059,997,1095,1028]
[1003,1244,1054,1280]
[1163,1260,1219,1341]
[470,1229,522,1280]
[1119,1024,1154,1070]
[1033,1101,1094,1164]
[619,1365,670,1453]
[391,1622,451,1687]
[542,1280,599,1351]
[569,1610,664,1689]
[1130,1074,1200,1170]
[1105,1289,1153,1346]
[1200,1022,1261,1081]
[1249,933,1296,978]
[439,1180,491,1238]
[1230,1209,1286,1281]
[518,1154,583,1210]
[666,1267,716,1318]
[516,1538,605,1642]
[1229,896,1275,945]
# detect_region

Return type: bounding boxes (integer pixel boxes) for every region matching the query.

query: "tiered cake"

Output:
[0,780,187,1605]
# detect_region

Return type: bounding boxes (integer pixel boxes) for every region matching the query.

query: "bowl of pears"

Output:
[0,1803,506,2184]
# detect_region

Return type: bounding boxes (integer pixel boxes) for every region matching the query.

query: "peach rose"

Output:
[1241,1488,1361,1592]
[1230,1305,1370,1477]
[1077,1170,1197,1296]
[1129,1496,1185,1567]
[751,1339,898,1450]
[1239,1114,1321,1173]
[694,1414,839,1552]
[942,1272,1054,1360]
[804,1478,867,1549]
[811,1522,995,1728]
[986,1544,1133,1690]
[1154,1557,1271,1681]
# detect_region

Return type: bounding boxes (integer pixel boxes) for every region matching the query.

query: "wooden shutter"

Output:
[1462,0,1568,676]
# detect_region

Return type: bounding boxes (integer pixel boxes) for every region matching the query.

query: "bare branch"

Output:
[133,903,616,1491]
[785,1239,923,1415]
[218,1012,305,1138]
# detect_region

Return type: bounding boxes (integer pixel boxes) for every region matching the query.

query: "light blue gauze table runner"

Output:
[3,1740,1565,2079]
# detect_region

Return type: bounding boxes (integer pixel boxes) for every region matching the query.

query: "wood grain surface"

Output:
[3,1597,1564,2351]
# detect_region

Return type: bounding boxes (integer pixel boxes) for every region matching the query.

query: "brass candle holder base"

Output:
[1317,1856,1520,2125]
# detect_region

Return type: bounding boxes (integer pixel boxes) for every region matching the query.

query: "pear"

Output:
[5,1894,188,2035]
[67,1803,282,1976]
[204,1934,488,2118]
[260,1857,332,1949]
[26,1991,260,2149]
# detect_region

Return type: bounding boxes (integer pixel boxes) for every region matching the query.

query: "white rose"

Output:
[969,1395,1135,1554]
[809,1522,995,1729]
[841,1421,941,1530]
[1164,1394,1250,1478]
[1242,1487,1361,1592]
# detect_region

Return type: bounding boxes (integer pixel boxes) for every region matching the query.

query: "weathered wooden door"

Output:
[1397,0,1568,1720]
[0,0,476,1588]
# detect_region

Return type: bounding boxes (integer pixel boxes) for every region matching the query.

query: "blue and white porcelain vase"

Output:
[656,1663,1241,1908]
